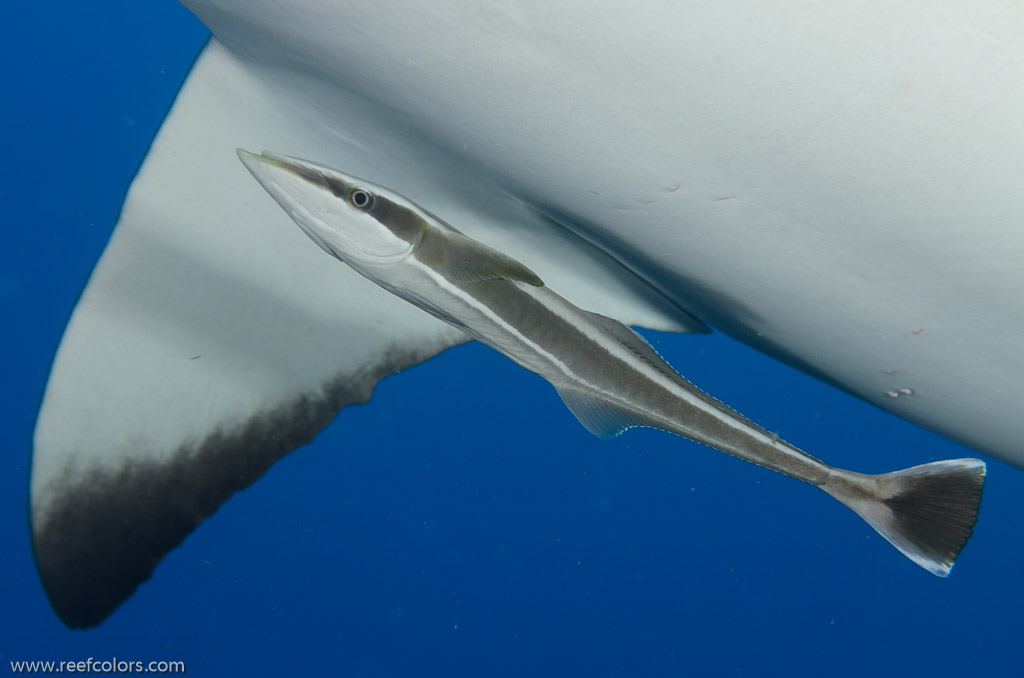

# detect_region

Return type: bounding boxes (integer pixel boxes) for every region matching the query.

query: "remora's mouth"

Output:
[236,148,339,256]
[237,149,414,266]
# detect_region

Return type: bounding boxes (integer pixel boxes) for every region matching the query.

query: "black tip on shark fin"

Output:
[33,390,340,628]
[825,458,986,576]
[31,344,456,628]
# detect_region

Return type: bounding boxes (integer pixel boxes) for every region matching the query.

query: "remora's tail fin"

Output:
[823,458,986,576]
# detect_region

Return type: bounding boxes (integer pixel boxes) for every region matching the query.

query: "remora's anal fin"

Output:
[552,313,672,439]
[555,387,639,439]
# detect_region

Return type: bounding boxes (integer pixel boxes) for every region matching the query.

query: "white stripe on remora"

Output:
[407,249,786,458]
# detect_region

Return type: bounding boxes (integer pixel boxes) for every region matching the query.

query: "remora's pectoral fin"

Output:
[420,229,544,287]
[30,41,466,628]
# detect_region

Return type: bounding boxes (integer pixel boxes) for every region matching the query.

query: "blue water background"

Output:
[2,3,1020,676]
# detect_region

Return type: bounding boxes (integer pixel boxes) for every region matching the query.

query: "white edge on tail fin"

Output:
[825,458,987,576]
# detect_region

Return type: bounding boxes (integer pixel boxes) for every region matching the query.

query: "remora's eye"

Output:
[349,188,374,211]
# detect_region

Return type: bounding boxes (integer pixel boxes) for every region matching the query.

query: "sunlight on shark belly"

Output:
[239,149,986,579]
[185,0,1024,464]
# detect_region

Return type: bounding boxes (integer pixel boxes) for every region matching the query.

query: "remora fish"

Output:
[239,149,986,576]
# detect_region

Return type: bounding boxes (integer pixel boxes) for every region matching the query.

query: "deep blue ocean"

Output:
[3,3,1021,676]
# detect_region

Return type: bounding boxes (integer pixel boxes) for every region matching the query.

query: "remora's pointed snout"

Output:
[236,149,409,265]
[237,149,322,202]
[235,147,261,169]
[237,149,339,196]
[236,148,283,189]
[237,148,296,182]
[236,148,341,259]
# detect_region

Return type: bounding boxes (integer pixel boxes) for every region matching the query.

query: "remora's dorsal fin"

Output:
[824,459,986,576]
[582,311,683,383]
[420,228,545,287]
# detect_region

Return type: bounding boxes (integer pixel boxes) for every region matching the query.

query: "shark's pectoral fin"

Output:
[33,358,458,628]
[30,41,467,628]
[32,37,706,627]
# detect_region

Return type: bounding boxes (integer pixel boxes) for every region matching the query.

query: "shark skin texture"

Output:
[31,0,1024,627]
[182,0,1024,462]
